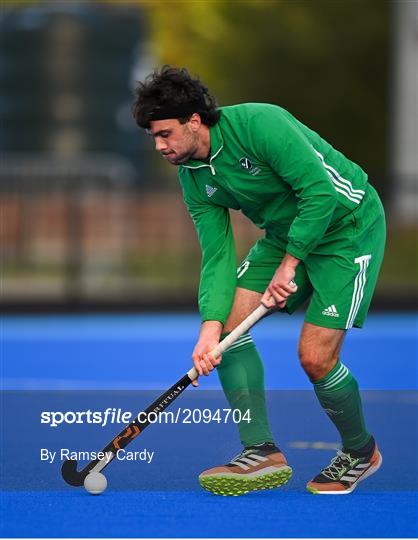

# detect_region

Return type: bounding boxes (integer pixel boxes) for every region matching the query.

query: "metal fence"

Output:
[1,152,263,310]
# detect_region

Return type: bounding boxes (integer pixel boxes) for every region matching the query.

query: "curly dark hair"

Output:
[132,66,220,129]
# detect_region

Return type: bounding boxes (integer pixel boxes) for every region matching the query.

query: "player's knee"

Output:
[298,352,323,380]
[298,346,336,381]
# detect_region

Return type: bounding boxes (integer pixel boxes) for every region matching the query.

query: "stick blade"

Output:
[61,459,86,487]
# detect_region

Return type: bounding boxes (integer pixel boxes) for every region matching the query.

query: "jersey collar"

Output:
[182,122,224,170]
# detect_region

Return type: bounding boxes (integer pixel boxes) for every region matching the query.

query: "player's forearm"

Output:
[286,191,337,260]
[199,320,223,341]
[185,202,237,325]
[282,253,300,269]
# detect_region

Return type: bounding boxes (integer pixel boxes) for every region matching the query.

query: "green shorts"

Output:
[237,185,386,329]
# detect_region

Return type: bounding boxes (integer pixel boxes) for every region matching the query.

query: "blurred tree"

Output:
[3,0,390,181]
[146,0,390,185]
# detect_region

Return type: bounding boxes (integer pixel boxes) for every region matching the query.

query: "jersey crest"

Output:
[239,157,261,176]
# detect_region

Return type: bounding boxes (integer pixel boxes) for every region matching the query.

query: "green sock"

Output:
[216,332,274,447]
[313,360,371,450]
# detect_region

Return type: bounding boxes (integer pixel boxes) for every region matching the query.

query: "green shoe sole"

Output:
[199,466,292,496]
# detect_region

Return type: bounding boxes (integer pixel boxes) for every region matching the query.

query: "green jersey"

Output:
[178,103,370,324]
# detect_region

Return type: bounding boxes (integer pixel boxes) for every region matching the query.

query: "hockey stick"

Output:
[61,304,269,486]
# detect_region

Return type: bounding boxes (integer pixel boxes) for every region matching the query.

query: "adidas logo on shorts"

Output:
[322,305,340,317]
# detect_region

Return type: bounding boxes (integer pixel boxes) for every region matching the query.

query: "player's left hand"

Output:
[262,258,298,309]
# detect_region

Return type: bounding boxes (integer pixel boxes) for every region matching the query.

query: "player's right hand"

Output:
[191,321,223,387]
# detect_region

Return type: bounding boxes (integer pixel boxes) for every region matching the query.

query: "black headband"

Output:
[148,97,206,122]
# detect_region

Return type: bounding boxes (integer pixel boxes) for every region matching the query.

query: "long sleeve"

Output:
[179,170,237,324]
[251,106,338,260]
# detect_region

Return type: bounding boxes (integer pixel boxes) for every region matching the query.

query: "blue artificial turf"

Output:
[1,313,417,537]
[1,491,417,538]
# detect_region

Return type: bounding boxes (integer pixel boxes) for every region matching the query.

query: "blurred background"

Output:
[1,0,417,313]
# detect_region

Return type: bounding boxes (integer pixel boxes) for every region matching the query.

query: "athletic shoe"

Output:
[306,444,382,495]
[199,443,292,496]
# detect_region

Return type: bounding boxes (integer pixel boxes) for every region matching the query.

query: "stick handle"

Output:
[186,304,269,380]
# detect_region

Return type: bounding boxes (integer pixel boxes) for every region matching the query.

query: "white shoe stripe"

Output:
[238,457,262,467]
[230,461,250,470]
[345,469,364,477]
[248,454,269,462]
